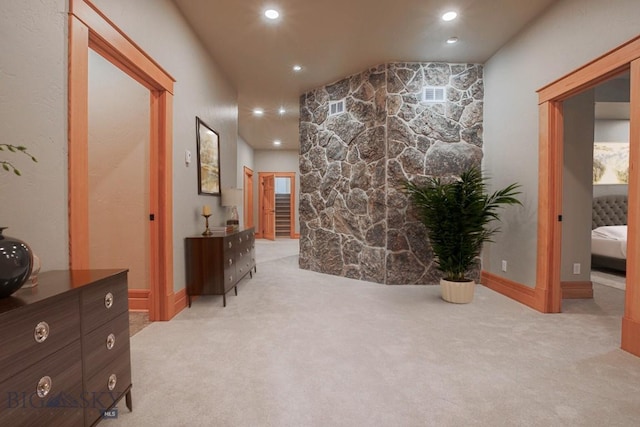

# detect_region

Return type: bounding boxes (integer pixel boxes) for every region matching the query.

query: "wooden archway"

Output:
[68,0,175,320]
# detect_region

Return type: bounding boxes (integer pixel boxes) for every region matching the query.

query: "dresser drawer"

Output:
[84,350,132,426]
[0,293,80,384]
[82,311,130,380]
[0,340,84,427]
[81,274,128,334]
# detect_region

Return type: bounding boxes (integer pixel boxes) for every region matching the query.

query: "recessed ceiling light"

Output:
[278,107,286,115]
[442,11,457,21]
[446,37,458,44]
[253,108,264,116]
[292,65,302,72]
[264,9,280,20]
[273,140,282,146]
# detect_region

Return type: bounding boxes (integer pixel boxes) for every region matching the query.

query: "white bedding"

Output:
[591,226,627,259]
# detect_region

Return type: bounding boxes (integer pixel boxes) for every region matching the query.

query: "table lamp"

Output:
[221,188,242,228]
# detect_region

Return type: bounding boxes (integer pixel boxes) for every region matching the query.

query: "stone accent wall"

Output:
[299,63,483,285]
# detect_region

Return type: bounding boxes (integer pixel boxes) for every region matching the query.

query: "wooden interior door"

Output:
[244,166,254,228]
[262,173,275,240]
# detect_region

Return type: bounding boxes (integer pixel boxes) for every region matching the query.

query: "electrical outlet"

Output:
[501,260,507,272]
[573,263,581,275]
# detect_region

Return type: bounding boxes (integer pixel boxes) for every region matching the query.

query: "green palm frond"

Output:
[405,167,521,281]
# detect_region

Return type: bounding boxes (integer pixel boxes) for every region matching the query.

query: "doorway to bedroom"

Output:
[560,72,629,316]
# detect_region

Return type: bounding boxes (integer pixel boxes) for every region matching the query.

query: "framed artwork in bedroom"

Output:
[593,142,629,185]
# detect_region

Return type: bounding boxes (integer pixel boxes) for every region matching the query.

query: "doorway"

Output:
[87,50,151,309]
[69,0,175,321]
[244,166,254,229]
[258,172,296,239]
[537,36,640,356]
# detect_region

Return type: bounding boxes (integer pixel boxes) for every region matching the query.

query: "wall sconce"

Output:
[221,188,243,228]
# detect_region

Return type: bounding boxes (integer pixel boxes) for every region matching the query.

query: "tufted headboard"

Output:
[592,195,627,229]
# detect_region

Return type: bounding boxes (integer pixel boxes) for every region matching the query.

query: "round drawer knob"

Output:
[34,321,50,343]
[239,237,243,242]
[37,376,52,398]
[229,275,233,282]
[228,242,232,248]
[229,259,233,265]
[105,292,114,309]
[106,333,116,350]
[108,374,117,391]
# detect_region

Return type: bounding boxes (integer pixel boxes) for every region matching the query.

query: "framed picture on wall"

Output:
[196,117,221,196]
[593,142,629,185]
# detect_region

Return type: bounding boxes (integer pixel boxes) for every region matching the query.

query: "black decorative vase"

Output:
[0,227,33,298]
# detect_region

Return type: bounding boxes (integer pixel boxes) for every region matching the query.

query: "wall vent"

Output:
[423,86,446,103]
[329,99,345,116]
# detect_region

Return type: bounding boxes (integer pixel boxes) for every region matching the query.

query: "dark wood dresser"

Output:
[0,269,132,426]
[185,227,256,307]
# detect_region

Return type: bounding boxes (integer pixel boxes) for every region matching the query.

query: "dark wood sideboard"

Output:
[0,269,132,426]
[185,227,256,307]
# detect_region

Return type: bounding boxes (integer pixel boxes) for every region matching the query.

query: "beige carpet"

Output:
[106,239,640,426]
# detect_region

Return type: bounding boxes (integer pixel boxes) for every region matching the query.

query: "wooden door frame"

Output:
[243,166,254,229]
[69,0,176,320]
[257,172,297,239]
[535,36,640,356]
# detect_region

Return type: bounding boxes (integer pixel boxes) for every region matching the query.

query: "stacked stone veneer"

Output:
[299,63,484,285]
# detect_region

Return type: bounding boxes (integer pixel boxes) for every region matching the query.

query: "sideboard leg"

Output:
[125,390,133,412]
[234,285,238,296]
[223,293,226,307]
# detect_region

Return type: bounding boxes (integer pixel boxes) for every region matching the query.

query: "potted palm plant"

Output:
[404,167,521,303]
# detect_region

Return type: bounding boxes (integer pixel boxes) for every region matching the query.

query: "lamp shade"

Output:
[221,188,243,207]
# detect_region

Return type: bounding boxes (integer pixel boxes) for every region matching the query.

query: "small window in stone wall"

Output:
[423,86,446,103]
[329,99,346,116]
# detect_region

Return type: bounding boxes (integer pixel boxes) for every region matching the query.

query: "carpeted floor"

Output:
[129,311,151,336]
[106,239,640,426]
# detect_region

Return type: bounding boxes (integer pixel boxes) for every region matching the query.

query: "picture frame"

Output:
[593,142,629,185]
[196,117,221,196]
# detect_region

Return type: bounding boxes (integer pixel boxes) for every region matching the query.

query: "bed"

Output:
[591,195,627,272]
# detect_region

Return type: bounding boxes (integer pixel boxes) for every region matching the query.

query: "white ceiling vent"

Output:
[329,99,345,116]
[423,86,446,103]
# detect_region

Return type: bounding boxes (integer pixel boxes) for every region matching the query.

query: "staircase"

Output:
[275,193,291,237]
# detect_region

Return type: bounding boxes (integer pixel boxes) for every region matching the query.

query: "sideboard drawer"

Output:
[0,340,84,427]
[83,311,130,381]
[0,293,80,384]
[84,349,132,425]
[81,274,128,334]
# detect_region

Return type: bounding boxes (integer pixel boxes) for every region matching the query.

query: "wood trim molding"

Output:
[71,0,175,92]
[68,16,90,270]
[622,316,640,357]
[128,289,150,312]
[537,35,640,103]
[293,233,300,239]
[68,0,175,321]
[535,101,563,313]
[172,287,187,318]
[481,271,544,312]
[622,58,640,355]
[560,281,594,299]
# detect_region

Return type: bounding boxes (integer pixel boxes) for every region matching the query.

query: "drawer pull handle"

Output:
[229,275,233,282]
[34,321,50,343]
[105,292,114,309]
[229,259,233,265]
[239,237,243,242]
[37,376,52,398]
[108,374,117,391]
[228,242,232,248]
[106,333,116,350]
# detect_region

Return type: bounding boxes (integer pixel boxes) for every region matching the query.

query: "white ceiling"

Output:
[172,0,557,151]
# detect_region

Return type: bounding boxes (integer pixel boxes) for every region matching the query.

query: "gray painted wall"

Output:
[561,90,594,282]
[0,1,68,270]
[236,135,255,228]
[0,0,238,293]
[483,0,640,287]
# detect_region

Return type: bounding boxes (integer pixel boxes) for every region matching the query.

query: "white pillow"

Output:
[592,225,627,241]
